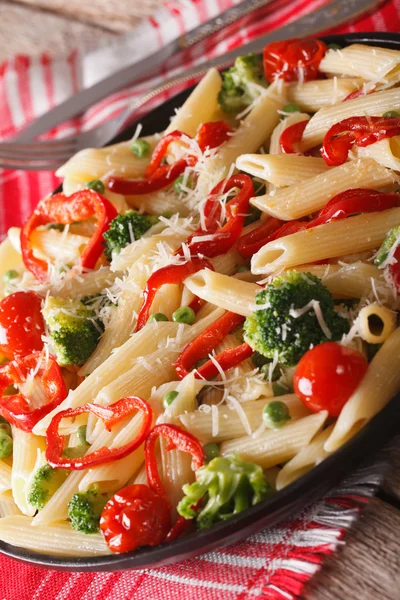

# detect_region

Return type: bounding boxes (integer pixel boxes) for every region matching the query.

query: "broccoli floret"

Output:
[244,271,349,366]
[43,296,104,366]
[28,463,69,511]
[218,53,267,114]
[177,453,271,529]
[68,489,109,534]
[103,211,159,261]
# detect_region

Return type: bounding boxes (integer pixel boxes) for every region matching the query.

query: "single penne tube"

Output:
[0,516,110,556]
[78,447,145,494]
[355,137,400,171]
[236,154,330,187]
[325,327,400,452]
[275,425,334,491]
[0,460,12,495]
[161,372,200,423]
[220,411,327,469]
[196,83,285,193]
[319,44,400,80]
[251,159,398,220]
[286,77,365,112]
[251,208,400,274]
[179,395,310,443]
[33,321,183,435]
[11,429,46,516]
[165,68,222,136]
[357,304,396,344]
[301,88,400,151]
[185,269,259,316]
[56,136,158,181]
[8,226,89,264]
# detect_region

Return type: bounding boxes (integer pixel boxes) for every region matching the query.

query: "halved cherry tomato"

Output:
[294,342,368,417]
[0,291,44,360]
[263,38,327,83]
[100,484,171,553]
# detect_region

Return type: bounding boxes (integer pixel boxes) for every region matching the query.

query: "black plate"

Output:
[2,31,400,571]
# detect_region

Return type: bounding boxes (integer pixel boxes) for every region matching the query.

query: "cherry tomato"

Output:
[0,291,44,360]
[196,121,232,152]
[100,484,171,553]
[294,342,368,417]
[263,38,327,83]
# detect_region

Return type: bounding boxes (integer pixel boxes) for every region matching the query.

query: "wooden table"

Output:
[1,2,400,598]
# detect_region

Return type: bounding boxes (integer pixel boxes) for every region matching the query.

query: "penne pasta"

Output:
[251,159,398,221]
[0,516,110,556]
[236,154,330,187]
[319,44,400,81]
[301,88,400,151]
[252,208,400,274]
[220,411,328,469]
[287,77,365,112]
[325,328,400,452]
[179,395,310,443]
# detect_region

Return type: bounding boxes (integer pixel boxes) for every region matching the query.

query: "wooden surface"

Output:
[1,1,400,598]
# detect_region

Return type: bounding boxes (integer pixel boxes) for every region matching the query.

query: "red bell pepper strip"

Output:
[263,38,327,83]
[46,396,152,470]
[178,174,254,259]
[145,423,204,504]
[108,122,232,196]
[321,116,400,166]
[237,189,400,259]
[108,159,188,195]
[175,311,253,380]
[0,351,67,432]
[310,188,400,227]
[279,120,308,154]
[20,190,118,283]
[237,217,283,258]
[343,87,374,102]
[135,258,214,331]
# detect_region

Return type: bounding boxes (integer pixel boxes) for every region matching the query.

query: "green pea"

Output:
[272,381,290,397]
[63,446,87,459]
[3,270,18,284]
[0,423,11,435]
[147,313,169,323]
[263,401,291,428]
[76,425,88,446]
[86,179,105,194]
[382,110,400,118]
[203,443,219,462]
[172,306,195,325]
[174,174,194,195]
[327,43,342,50]
[131,139,151,158]
[0,431,12,458]
[282,103,300,114]
[163,390,179,409]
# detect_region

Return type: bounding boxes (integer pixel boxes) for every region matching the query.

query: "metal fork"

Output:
[0,0,381,172]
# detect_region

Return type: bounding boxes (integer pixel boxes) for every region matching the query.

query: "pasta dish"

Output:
[0,37,400,557]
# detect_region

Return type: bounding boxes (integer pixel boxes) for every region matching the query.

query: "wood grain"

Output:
[303,498,400,600]
[0,3,117,61]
